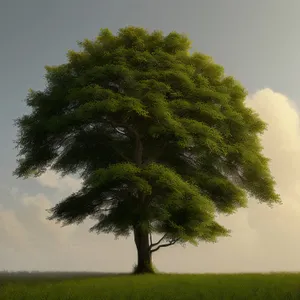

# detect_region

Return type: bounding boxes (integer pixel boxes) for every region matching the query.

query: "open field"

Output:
[1,272,300,299]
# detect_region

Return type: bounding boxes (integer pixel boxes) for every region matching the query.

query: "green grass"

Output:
[1,273,300,299]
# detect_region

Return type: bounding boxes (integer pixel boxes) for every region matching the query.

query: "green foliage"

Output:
[14,26,280,252]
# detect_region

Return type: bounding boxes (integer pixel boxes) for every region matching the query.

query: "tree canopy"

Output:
[14,26,280,273]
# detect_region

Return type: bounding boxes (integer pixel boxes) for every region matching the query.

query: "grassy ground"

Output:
[1,273,300,299]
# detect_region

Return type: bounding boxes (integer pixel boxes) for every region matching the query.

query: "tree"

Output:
[14,26,280,274]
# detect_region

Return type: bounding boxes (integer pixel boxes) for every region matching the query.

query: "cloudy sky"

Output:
[1,0,300,273]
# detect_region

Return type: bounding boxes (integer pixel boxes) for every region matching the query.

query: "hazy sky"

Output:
[1,0,300,273]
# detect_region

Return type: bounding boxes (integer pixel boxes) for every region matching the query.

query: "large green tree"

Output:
[14,26,280,274]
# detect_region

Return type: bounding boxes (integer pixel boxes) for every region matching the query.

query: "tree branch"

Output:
[107,120,142,164]
[149,233,168,249]
[108,120,139,139]
[107,141,131,162]
[150,238,180,253]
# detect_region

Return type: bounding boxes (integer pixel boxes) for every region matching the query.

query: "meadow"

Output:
[1,272,300,299]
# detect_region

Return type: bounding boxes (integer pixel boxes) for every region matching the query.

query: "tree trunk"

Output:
[134,227,154,274]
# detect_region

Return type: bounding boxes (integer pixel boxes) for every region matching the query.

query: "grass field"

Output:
[1,272,300,299]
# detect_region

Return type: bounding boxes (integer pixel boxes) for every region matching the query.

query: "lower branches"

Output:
[149,233,180,253]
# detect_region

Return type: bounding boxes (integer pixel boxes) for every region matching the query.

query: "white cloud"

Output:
[2,88,300,273]
[36,170,82,193]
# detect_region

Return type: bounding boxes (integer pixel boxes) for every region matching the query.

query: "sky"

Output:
[1,0,300,273]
